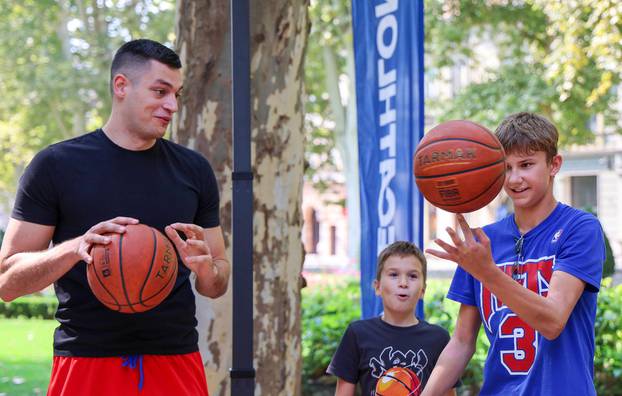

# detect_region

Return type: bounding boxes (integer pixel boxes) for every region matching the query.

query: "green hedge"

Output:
[594,279,622,395]
[0,295,58,319]
[302,277,622,395]
[302,279,360,381]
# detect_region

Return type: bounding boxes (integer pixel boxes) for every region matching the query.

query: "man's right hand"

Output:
[0,216,138,302]
[76,217,139,263]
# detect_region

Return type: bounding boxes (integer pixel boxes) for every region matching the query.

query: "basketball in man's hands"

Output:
[87,224,178,313]
[413,120,505,213]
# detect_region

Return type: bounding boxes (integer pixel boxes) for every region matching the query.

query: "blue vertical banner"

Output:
[352,0,425,319]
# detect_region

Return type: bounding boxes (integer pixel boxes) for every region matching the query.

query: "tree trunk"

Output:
[322,44,360,264]
[175,1,309,395]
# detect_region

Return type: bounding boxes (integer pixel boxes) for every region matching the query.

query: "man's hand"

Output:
[425,214,497,281]
[76,217,139,264]
[0,216,136,302]
[165,223,229,298]
[165,223,217,280]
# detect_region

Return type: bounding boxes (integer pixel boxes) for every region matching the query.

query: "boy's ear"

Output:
[550,154,563,176]
[373,279,380,296]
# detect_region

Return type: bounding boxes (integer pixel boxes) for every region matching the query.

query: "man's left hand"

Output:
[165,223,218,282]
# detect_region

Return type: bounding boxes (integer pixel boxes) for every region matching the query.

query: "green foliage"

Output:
[302,278,360,380]
[304,0,354,186]
[0,295,58,319]
[0,318,56,395]
[603,232,616,279]
[0,0,175,205]
[424,0,622,145]
[432,62,554,130]
[595,279,622,395]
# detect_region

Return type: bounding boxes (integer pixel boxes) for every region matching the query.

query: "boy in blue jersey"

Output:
[421,112,605,396]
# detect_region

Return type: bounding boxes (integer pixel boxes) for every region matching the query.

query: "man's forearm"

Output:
[422,337,475,396]
[478,267,579,340]
[0,238,80,302]
[194,258,230,298]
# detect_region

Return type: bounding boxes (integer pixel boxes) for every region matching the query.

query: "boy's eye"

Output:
[153,88,166,95]
[409,274,418,279]
[388,272,398,277]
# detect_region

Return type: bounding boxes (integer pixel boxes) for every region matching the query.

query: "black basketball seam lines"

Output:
[415,158,505,179]
[138,228,158,305]
[425,170,505,207]
[377,372,414,395]
[90,249,121,311]
[139,253,177,307]
[119,233,137,313]
[106,264,177,307]
[416,137,503,151]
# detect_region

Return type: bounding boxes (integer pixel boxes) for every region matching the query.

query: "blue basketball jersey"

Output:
[448,203,604,395]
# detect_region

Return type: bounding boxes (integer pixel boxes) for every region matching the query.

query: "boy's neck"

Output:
[514,194,558,234]
[381,312,419,327]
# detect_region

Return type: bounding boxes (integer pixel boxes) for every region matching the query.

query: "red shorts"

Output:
[47,352,209,396]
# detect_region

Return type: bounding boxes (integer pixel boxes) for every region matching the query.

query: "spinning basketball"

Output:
[375,367,421,396]
[413,120,505,213]
[87,224,178,313]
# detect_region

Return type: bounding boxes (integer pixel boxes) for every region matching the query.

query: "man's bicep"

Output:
[0,219,54,269]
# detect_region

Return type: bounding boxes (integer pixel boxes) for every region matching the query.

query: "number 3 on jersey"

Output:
[499,313,537,374]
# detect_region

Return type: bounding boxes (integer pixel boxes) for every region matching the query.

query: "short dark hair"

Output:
[376,241,427,283]
[110,39,181,93]
[495,112,559,163]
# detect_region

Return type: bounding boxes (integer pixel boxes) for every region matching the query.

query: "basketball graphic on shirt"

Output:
[375,366,421,396]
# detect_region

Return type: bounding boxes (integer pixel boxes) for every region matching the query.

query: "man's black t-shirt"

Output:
[12,129,220,356]
[327,317,452,396]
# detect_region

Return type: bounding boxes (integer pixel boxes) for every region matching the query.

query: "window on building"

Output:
[311,209,320,254]
[571,175,597,214]
[329,225,337,256]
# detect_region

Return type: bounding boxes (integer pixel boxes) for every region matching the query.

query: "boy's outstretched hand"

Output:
[425,214,497,281]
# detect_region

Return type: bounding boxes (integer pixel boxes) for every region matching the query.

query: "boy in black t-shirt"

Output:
[327,241,457,396]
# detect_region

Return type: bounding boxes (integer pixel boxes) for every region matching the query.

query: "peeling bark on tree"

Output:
[175,1,309,395]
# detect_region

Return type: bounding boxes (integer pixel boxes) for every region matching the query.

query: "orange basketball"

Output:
[375,366,421,396]
[413,120,505,213]
[87,224,178,313]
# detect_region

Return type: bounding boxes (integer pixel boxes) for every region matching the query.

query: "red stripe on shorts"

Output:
[47,351,209,396]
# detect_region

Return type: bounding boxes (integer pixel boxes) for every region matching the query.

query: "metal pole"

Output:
[230,0,254,394]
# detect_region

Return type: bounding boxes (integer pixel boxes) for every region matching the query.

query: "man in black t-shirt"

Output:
[327,241,458,396]
[0,39,230,395]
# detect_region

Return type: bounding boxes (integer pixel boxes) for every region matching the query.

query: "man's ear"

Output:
[111,73,130,99]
